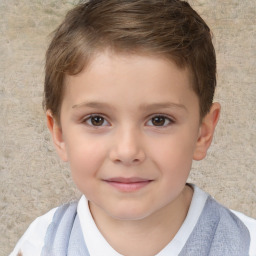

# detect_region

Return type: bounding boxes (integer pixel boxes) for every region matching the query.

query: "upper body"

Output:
[10,185,256,256]
[13,0,255,255]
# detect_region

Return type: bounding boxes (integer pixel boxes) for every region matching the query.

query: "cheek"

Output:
[148,132,197,174]
[68,142,107,197]
[66,137,108,179]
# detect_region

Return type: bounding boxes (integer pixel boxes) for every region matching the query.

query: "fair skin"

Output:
[47,51,220,256]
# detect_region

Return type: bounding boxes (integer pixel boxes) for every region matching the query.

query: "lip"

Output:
[103,177,153,192]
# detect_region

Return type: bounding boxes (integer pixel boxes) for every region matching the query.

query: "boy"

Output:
[10,0,256,255]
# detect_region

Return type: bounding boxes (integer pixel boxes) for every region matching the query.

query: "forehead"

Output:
[65,50,193,88]
[62,51,198,112]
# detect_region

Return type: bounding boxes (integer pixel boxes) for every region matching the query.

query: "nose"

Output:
[109,126,146,166]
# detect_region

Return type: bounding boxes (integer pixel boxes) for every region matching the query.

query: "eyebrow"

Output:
[138,102,188,112]
[72,101,187,112]
[72,101,114,109]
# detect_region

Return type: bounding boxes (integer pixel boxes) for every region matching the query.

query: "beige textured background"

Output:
[0,0,255,255]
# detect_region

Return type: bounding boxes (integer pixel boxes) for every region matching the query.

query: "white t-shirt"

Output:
[10,185,256,256]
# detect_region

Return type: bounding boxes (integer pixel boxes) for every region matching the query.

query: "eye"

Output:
[146,115,174,127]
[84,115,109,127]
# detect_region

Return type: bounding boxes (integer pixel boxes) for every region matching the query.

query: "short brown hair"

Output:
[44,0,216,122]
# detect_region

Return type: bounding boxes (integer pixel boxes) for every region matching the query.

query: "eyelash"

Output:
[82,114,175,127]
[82,114,110,127]
[146,114,175,127]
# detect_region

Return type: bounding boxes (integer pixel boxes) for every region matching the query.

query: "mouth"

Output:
[103,177,153,192]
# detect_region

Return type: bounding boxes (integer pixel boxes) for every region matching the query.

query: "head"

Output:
[45,0,220,222]
[44,0,216,123]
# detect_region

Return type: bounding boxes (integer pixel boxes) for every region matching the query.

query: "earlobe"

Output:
[193,102,221,161]
[46,110,68,162]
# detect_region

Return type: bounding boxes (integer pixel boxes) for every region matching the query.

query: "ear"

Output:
[193,102,221,161]
[46,110,68,162]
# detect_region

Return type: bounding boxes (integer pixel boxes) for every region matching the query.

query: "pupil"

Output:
[152,116,165,126]
[92,116,104,126]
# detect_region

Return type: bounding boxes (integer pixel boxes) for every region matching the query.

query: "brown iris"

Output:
[151,116,166,126]
[91,116,105,126]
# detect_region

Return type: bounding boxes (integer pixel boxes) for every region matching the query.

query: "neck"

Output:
[89,185,193,256]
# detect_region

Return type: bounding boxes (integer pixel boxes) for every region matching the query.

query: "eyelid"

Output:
[82,113,111,126]
[145,114,175,126]
[147,113,175,121]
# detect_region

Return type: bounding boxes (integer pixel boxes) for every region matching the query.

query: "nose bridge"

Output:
[110,124,145,165]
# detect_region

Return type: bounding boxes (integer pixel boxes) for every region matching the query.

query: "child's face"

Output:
[50,51,209,221]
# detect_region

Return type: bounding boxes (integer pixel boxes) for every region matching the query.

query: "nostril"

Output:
[112,157,143,166]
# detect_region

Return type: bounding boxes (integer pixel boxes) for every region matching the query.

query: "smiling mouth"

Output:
[103,177,153,192]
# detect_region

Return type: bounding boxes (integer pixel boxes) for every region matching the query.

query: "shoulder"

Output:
[205,194,256,256]
[9,201,79,256]
[190,185,256,255]
[192,185,256,235]
[231,210,256,256]
[9,207,57,256]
